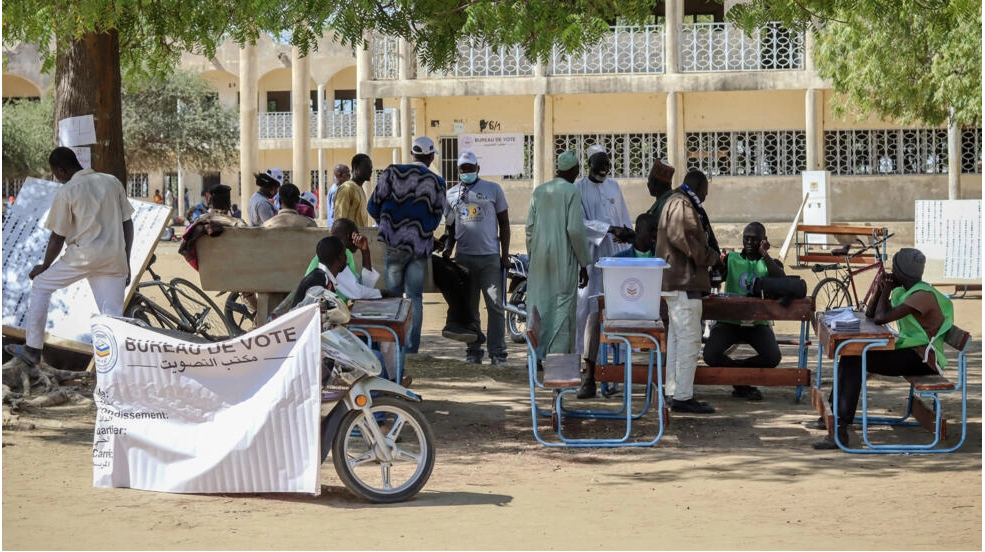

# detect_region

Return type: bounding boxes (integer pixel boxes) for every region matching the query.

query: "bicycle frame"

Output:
[843,258,885,310]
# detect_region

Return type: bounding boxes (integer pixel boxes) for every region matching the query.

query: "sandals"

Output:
[4,343,39,367]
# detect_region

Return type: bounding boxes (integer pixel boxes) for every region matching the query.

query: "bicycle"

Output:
[124,254,240,341]
[809,231,895,316]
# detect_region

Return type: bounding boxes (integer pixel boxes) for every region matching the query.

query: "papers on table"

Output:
[822,307,860,331]
[350,297,403,319]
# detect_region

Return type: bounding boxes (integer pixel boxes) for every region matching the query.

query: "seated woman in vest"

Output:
[811,248,954,449]
[701,222,786,401]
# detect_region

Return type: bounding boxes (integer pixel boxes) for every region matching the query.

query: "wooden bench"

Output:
[595,295,813,396]
[897,327,971,441]
[795,225,888,267]
[194,226,439,323]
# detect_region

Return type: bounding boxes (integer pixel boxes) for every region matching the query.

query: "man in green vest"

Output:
[811,247,954,449]
[702,222,786,401]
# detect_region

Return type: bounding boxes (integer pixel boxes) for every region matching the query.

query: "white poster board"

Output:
[91,306,323,494]
[58,114,97,147]
[458,133,525,176]
[1,177,173,348]
[914,199,982,284]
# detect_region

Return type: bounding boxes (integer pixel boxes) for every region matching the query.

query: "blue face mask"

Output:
[460,172,478,184]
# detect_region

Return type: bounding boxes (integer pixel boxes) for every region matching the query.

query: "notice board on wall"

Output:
[1,177,173,350]
[913,199,982,285]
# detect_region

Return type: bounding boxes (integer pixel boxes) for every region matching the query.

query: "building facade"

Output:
[3,0,981,227]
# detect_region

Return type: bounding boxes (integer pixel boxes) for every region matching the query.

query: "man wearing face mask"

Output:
[702,222,786,402]
[573,144,634,399]
[442,151,511,365]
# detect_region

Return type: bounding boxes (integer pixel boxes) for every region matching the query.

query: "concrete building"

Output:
[3,1,981,236]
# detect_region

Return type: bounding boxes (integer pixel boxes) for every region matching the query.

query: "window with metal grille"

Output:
[439,136,460,185]
[553,133,668,178]
[127,173,149,197]
[823,129,954,175]
[685,130,805,176]
[961,128,983,174]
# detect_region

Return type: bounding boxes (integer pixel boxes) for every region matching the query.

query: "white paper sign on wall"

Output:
[457,133,525,176]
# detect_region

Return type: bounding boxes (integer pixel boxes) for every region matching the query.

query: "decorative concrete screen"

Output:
[2,177,172,349]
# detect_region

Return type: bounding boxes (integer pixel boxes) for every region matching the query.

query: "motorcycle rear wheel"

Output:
[507,286,527,344]
[332,396,435,503]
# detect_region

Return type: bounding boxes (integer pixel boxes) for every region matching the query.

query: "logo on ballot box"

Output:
[619,278,644,302]
[91,324,119,373]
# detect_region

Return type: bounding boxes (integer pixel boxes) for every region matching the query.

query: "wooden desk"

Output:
[794,225,888,267]
[348,298,412,383]
[697,295,814,390]
[811,310,896,436]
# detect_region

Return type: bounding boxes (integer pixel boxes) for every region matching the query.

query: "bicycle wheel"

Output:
[168,278,235,341]
[331,396,435,503]
[223,292,253,335]
[811,278,852,314]
[124,296,181,332]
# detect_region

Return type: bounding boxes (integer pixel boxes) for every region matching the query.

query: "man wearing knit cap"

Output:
[647,158,676,222]
[573,144,634,399]
[525,150,592,359]
[809,247,955,449]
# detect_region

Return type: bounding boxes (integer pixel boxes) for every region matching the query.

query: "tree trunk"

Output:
[53,31,126,183]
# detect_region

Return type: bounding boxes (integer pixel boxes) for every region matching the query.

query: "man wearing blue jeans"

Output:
[442,151,511,365]
[368,137,448,353]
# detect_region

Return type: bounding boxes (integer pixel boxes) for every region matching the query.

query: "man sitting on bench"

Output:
[809,248,954,449]
[701,222,785,401]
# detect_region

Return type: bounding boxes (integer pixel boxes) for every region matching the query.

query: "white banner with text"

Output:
[92,305,323,494]
[457,133,525,176]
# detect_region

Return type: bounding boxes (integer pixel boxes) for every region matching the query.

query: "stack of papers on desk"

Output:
[823,307,860,331]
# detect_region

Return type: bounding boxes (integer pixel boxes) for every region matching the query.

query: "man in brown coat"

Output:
[656,169,720,413]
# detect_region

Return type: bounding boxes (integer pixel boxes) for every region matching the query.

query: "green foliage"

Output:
[728,0,982,127]
[1,95,54,179]
[122,71,239,172]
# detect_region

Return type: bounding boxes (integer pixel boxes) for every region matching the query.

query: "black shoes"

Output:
[576,379,597,399]
[802,416,827,430]
[812,426,850,450]
[732,385,763,401]
[442,324,478,343]
[671,398,716,414]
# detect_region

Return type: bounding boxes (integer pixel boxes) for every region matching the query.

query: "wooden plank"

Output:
[701,296,812,322]
[796,225,886,236]
[196,226,439,293]
[798,254,877,265]
[903,374,956,391]
[596,363,657,385]
[694,367,811,386]
[910,397,947,438]
[812,386,835,436]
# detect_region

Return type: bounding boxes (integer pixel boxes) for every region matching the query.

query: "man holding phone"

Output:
[701,221,786,401]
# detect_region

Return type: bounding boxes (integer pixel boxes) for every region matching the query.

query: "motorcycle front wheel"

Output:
[507,285,527,343]
[331,396,435,503]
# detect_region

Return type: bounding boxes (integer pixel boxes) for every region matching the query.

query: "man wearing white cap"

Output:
[573,144,634,399]
[368,136,448,354]
[525,150,592,360]
[442,151,511,365]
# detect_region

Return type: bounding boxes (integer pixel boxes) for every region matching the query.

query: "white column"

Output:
[239,44,259,212]
[666,91,685,184]
[291,46,311,194]
[805,88,824,170]
[356,33,373,156]
[947,114,961,199]
[399,39,413,162]
[665,0,681,74]
[316,83,326,219]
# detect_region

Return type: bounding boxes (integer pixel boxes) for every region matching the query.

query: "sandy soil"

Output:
[3,240,982,550]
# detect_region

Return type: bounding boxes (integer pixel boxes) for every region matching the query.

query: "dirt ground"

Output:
[3,240,982,550]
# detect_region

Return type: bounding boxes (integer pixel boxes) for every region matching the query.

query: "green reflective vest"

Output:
[722,251,770,326]
[890,281,953,370]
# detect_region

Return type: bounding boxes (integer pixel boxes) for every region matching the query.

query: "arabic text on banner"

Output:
[92,305,323,494]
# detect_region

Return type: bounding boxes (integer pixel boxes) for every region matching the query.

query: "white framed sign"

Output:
[1,177,173,347]
[914,199,982,284]
[457,133,525,176]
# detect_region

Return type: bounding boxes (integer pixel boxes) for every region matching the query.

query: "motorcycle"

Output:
[504,253,529,344]
[303,288,436,503]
